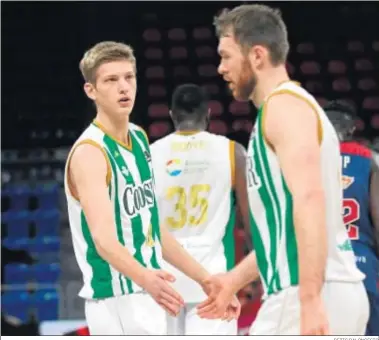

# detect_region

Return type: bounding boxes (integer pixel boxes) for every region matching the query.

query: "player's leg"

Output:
[166,304,186,335]
[85,297,124,335]
[184,303,238,335]
[364,291,379,336]
[117,292,167,335]
[249,286,300,335]
[322,281,369,335]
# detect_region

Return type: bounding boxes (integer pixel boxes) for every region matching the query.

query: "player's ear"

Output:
[84,82,96,101]
[169,110,173,119]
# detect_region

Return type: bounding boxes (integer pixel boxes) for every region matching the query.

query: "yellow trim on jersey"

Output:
[137,125,150,144]
[262,88,323,149]
[93,119,133,151]
[66,139,112,202]
[229,140,236,189]
[175,130,201,136]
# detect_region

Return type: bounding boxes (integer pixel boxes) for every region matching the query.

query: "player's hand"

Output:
[300,295,329,335]
[197,273,238,319]
[222,295,241,322]
[141,269,184,317]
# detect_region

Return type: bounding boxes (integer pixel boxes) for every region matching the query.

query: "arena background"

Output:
[1,1,378,335]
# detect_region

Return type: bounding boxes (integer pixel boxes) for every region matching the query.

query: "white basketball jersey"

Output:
[246,81,364,298]
[151,131,236,302]
[64,120,163,300]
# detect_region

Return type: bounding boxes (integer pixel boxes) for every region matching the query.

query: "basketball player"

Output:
[64,41,235,335]
[150,84,247,335]
[197,4,369,335]
[324,100,379,336]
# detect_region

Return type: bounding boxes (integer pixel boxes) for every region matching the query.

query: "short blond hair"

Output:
[79,41,136,83]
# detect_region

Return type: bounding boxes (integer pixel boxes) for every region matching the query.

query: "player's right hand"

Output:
[300,295,329,335]
[141,269,184,317]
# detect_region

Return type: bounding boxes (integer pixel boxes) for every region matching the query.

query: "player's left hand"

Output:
[197,273,239,320]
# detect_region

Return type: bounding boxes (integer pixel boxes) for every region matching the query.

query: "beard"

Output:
[233,57,257,102]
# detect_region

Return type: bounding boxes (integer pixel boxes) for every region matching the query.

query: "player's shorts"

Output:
[85,292,166,335]
[249,281,369,335]
[366,291,379,335]
[167,302,237,335]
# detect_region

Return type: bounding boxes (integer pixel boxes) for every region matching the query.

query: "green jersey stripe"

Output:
[103,136,147,267]
[222,192,236,270]
[106,148,132,294]
[80,211,113,298]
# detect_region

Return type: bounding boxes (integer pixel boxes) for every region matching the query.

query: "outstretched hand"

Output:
[197,273,240,320]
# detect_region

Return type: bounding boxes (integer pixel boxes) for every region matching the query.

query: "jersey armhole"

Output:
[262,89,323,150]
[229,140,236,189]
[66,139,112,202]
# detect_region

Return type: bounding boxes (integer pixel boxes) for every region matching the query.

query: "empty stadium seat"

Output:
[363,96,379,110]
[201,83,220,95]
[296,42,315,55]
[327,60,347,75]
[32,209,60,237]
[34,183,59,210]
[148,121,171,139]
[2,237,30,252]
[193,27,212,40]
[29,237,60,261]
[33,289,59,321]
[4,263,31,284]
[145,66,165,80]
[2,291,31,323]
[195,45,215,59]
[143,28,161,42]
[208,100,223,116]
[148,103,169,118]
[371,114,379,129]
[8,184,31,211]
[168,28,186,41]
[232,120,253,133]
[372,41,379,52]
[300,61,321,75]
[32,263,60,284]
[358,78,377,91]
[209,120,227,135]
[169,46,188,60]
[305,80,323,94]
[355,58,374,71]
[3,210,30,238]
[332,77,352,92]
[198,64,218,78]
[144,48,163,60]
[229,101,250,116]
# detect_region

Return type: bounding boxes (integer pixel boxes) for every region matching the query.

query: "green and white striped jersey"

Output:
[247,81,364,298]
[64,120,162,299]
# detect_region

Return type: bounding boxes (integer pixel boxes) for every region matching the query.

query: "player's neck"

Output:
[250,65,290,108]
[95,110,130,144]
[175,121,206,134]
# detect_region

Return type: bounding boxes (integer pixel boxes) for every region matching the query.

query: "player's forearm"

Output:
[93,234,148,287]
[228,251,259,292]
[161,227,209,285]
[293,190,327,301]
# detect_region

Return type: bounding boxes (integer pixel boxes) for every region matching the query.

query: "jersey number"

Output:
[165,184,211,230]
[342,198,360,240]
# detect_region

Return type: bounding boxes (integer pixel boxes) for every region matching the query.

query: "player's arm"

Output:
[234,142,253,250]
[369,156,379,257]
[265,94,327,302]
[160,226,210,285]
[69,144,183,315]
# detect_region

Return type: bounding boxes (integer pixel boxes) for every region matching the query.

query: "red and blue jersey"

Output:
[340,141,378,294]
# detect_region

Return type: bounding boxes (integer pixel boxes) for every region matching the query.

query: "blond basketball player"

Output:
[197,4,369,335]
[64,42,236,335]
[150,84,246,335]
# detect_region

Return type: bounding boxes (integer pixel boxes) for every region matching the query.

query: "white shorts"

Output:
[85,292,166,335]
[249,281,369,335]
[167,302,237,335]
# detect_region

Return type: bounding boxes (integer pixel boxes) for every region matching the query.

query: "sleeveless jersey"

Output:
[64,120,163,299]
[151,131,236,302]
[246,81,364,298]
[341,141,378,294]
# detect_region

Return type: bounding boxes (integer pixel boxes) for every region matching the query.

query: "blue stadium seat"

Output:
[4,264,31,285]
[3,210,31,238]
[3,237,30,253]
[1,291,31,323]
[33,289,59,321]
[32,263,60,284]
[32,209,60,237]
[34,183,59,210]
[8,184,31,211]
[29,237,60,262]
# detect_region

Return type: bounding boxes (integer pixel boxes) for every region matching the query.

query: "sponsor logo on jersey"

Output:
[122,179,155,217]
[144,150,152,163]
[166,159,183,176]
[342,175,355,190]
